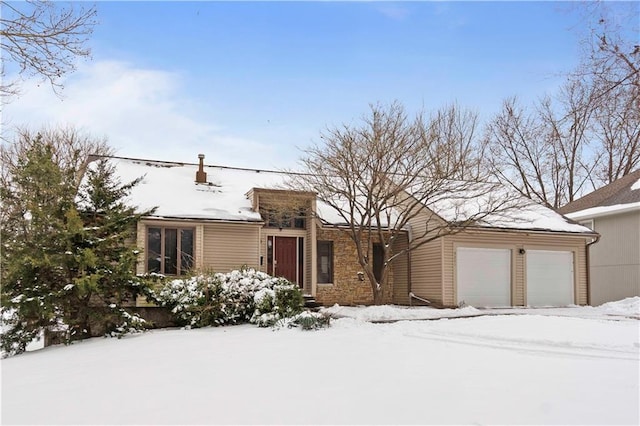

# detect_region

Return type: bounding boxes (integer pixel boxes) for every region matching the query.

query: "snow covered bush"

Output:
[152,268,304,328]
[251,282,305,327]
[286,311,331,330]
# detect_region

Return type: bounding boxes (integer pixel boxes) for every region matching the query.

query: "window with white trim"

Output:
[317,241,333,284]
[147,227,194,275]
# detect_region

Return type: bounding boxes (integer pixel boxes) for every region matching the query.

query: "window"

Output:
[317,241,333,284]
[262,207,306,229]
[147,227,194,275]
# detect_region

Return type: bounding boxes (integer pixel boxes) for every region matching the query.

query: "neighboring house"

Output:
[102,154,596,309]
[559,170,640,305]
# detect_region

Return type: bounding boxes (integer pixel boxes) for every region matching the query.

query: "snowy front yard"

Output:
[2,303,639,425]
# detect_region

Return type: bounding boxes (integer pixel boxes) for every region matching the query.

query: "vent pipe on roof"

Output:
[196,154,207,183]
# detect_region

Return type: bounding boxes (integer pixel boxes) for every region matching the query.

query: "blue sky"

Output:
[2,1,622,168]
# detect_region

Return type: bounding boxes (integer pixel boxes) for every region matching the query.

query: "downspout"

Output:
[585,233,601,306]
[406,223,413,306]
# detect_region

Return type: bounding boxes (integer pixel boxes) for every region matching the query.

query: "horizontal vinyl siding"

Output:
[202,223,260,272]
[409,238,443,305]
[392,233,410,305]
[591,265,640,305]
[406,208,445,305]
[442,231,589,307]
[590,211,640,305]
[591,212,639,267]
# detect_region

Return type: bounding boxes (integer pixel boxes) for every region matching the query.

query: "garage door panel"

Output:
[456,247,511,307]
[527,250,574,306]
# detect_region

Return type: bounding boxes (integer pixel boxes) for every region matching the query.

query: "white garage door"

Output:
[526,250,574,306]
[456,247,511,307]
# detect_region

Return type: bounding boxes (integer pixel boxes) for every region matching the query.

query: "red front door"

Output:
[274,236,298,284]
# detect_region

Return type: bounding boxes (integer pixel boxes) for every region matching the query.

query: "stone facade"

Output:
[315,227,394,306]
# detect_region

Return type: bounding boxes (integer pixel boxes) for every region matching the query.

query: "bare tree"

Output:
[486,2,639,209]
[539,77,597,205]
[485,97,558,207]
[427,102,488,181]
[486,75,604,210]
[1,0,97,98]
[0,125,111,193]
[571,1,639,102]
[590,81,640,184]
[294,102,518,305]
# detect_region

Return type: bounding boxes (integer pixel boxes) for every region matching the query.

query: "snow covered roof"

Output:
[559,169,640,218]
[422,181,594,234]
[96,156,593,234]
[100,156,292,222]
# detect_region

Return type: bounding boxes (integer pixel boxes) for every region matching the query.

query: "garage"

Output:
[456,247,511,307]
[526,250,574,306]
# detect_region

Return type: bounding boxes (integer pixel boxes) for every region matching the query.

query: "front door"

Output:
[267,236,302,285]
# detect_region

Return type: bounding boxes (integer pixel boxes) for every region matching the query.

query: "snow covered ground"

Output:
[2,299,639,425]
[321,296,640,322]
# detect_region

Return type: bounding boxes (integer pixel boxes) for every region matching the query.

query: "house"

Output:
[558,170,640,305]
[101,154,596,309]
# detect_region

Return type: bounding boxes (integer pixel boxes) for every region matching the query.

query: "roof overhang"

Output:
[565,202,640,221]
[140,215,265,225]
[456,225,599,239]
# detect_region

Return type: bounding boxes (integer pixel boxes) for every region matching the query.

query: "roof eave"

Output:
[566,203,640,221]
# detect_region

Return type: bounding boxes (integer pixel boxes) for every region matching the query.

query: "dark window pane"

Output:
[294,208,306,229]
[373,243,384,282]
[317,241,333,284]
[180,229,194,274]
[147,227,162,273]
[267,236,274,275]
[280,212,292,228]
[164,228,177,275]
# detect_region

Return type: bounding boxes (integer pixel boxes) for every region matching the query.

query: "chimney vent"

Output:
[196,154,207,183]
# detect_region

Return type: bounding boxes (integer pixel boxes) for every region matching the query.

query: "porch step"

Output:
[303,295,322,310]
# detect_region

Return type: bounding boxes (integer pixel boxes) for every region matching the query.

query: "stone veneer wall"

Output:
[315,227,394,306]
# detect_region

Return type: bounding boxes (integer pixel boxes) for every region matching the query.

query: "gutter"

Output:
[140,216,265,225]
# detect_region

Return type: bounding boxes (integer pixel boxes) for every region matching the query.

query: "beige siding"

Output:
[409,239,444,305]
[406,208,445,305]
[202,223,260,272]
[590,211,640,305]
[440,230,589,307]
[392,233,410,305]
[136,221,146,275]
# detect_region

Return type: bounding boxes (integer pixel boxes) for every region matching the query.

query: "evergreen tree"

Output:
[66,158,154,340]
[1,137,78,354]
[1,137,153,356]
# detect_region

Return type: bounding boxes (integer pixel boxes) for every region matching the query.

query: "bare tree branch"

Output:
[0,0,97,99]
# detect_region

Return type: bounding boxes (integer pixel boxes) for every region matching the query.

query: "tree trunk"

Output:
[370,278,385,305]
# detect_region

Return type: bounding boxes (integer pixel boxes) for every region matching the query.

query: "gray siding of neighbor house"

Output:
[589,211,640,305]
